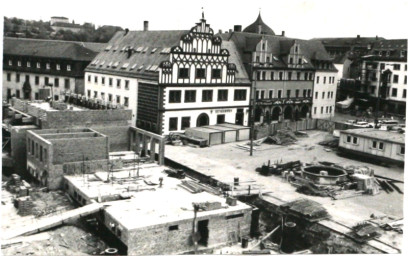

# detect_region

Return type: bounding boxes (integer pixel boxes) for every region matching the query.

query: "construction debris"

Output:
[257,160,302,176]
[318,138,339,148]
[265,128,298,145]
[279,198,330,222]
[351,222,381,242]
[165,168,186,179]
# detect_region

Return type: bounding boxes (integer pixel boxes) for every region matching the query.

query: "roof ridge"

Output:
[4,36,105,45]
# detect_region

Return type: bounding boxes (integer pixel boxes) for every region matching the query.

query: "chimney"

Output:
[282,31,285,37]
[357,34,360,39]
[124,28,129,36]
[258,24,262,34]
[234,25,242,32]
[143,21,149,31]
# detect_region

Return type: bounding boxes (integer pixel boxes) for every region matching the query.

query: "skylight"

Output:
[136,47,143,52]
[121,46,127,52]
[113,46,119,52]
[146,65,152,70]
[137,65,144,71]
[142,47,149,53]
[112,61,119,68]
[130,63,137,70]
[99,61,105,66]
[107,61,113,67]
[105,45,112,51]
[150,65,159,71]
[160,48,171,54]
[151,48,157,54]
[121,63,129,69]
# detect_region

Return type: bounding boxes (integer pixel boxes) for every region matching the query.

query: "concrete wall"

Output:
[115,209,252,255]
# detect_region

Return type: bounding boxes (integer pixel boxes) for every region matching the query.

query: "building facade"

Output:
[221,14,336,123]
[85,16,251,134]
[312,65,338,119]
[3,37,106,102]
[339,129,404,165]
[337,39,407,116]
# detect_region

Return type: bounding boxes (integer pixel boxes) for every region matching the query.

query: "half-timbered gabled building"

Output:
[85,15,250,135]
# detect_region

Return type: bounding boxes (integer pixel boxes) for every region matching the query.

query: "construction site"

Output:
[1,100,405,255]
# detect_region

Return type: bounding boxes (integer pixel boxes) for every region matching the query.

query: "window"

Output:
[266,57,270,63]
[15,89,20,98]
[316,76,320,84]
[94,76,98,83]
[403,89,406,98]
[7,73,11,81]
[65,79,70,89]
[116,95,120,104]
[270,72,274,80]
[8,60,12,66]
[392,88,398,97]
[18,61,21,67]
[117,79,121,88]
[372,140,377,148]
[323,77,326,84]
[109,78,113,86]
[286,90,291,98]
[296,72,301,80]
[36,62,40,68]
[298,58,302,65]
[169,225,179,231]
[315,92,318,99]
[289,57,293,64]
[94,91,98,98]
[202,90,213,102]
[309,73,313,80]
[87,90,91,97]
[16,73,20,82]
[31,141,35,155]
[27,61,31,68]
[279,72,283,80]
[314,107,317,114]
[322,92,325,99]
[234,89,247,101]
[46,63,50,69]
[269,90,274,99]
[321,107,323,114]
[124,97,129,107]
[256,90,260,100]
[378,142,384,150]
[295,89,299,98]
[393,75,399,83]
[308,89,311,97]
[56,64,60,70]
[212,69,222,79]
[393,64,401,70]
[44,77,49,85]
[303,89,307,97]
[169,90,181,103]
[179,68,189,79]
[405,64,407,71]
[185,90,196,103]
[288,72,292,80]
[400,146,405,155]
[88,75,91,82]
[108,94,113,102]
[304,73,308,80]
[352,137,358,145]
[101,92,105,100]
[102,77,105,85]
[278,90,282,99]
[125,80,130,90]
[196,68,206,79]
[181,117,190,130]
[54,78,59,87]
[218,89,228,101]
[256,56,260,62]
[405,76,407,85]
[67,64,71,71]
[169,117,178,131]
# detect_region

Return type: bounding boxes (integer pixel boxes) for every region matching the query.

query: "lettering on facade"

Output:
[215,109,233,113]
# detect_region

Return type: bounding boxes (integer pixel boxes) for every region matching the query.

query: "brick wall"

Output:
[125,209,252,255]
[51,137,108,164]
[43,109,132,129]
[92,126,130,152]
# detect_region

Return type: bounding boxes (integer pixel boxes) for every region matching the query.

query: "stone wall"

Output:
[10,125,38,175]
[125,209,252,255]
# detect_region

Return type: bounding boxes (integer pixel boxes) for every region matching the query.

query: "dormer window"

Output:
[18,61,21,67]
[67,65,71,71]
[46,63,50,69]
[37,62,41,68]
[262,43,266,50]
[298,58,302,65]
[289,57,293,64]
[295,46,298,53]
[401,51,406,57]
[27,61,31,68]
[386,51,390,57]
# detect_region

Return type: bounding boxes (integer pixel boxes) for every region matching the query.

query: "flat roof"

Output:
[64,165,251,230]
[340,129,404,144]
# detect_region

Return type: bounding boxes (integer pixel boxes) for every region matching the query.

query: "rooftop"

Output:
[341,129,405,144]
[3,37,106,61]
[242,13,275,35]
[65,166,251,230]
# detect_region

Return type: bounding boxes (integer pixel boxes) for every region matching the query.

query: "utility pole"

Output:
[250,64,257,156]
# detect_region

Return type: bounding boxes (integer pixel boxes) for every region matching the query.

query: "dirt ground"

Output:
[165,129,404,220]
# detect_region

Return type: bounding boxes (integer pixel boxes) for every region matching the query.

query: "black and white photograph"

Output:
[0,0,407,255]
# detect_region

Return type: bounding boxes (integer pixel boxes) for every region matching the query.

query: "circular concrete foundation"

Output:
[301,165,348,185]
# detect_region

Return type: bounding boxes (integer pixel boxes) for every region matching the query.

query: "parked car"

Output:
[353,121,374,128]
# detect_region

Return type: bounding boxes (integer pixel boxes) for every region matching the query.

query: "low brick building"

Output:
[26,128,109,189]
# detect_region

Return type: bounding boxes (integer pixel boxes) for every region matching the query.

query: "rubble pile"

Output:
[265,128,298,145]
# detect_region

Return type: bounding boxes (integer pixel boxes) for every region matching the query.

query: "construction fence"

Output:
[254,119,360,139]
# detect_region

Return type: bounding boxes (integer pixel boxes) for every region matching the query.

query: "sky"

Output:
[1,0,408,40]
